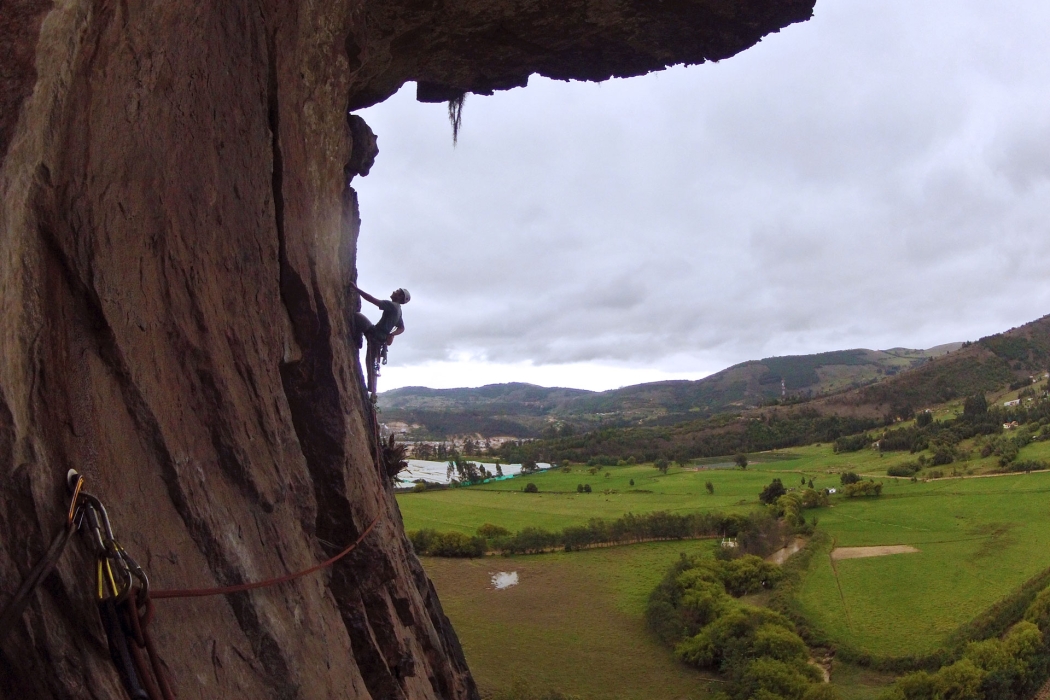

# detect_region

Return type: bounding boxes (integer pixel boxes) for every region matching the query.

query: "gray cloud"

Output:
[352,0,1050,386]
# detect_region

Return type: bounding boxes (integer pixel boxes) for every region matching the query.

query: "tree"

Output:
[706,481,715,495]
[840,472,860,485]
[629,479,635,486]
[577,483,585,493]
[524,482,538,493]
[584,484,592,493]
[655,458,670,474]
[734,453,749,469]
[963,393,988,418]
[521,459,539,474]
[916,410,934,428]
[495,462,504,477]
[759,478,786,505]
[807,479,814,489]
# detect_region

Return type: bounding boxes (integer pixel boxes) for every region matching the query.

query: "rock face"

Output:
[0,1,812,698]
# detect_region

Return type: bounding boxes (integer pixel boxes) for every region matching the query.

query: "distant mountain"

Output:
[510,314,1050,464]
[378,342,963,439]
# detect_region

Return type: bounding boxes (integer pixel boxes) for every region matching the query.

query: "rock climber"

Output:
[350,282,409,349]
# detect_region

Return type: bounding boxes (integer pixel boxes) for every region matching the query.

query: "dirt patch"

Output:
[831,545,919,560]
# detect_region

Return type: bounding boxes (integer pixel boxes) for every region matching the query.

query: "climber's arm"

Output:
[348,281,382,307]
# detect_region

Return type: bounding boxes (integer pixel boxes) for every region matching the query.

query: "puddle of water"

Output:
[491,571,519,590]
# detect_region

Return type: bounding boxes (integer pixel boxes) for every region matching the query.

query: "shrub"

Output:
[583,484,592,493]
[840,472,861,485]
[916,410,934,428]
[887,461,921,477]
[734,453,749,468]
[842,481,882,498]
[706,481,715,494]
[759,478,787,505]
[408,529,486,557]
[576,483,584,493]
[477,523,510,539]
[630,479,635,486]
[655,458,670,473]
[833,433,870,453]
[524,482,538,493]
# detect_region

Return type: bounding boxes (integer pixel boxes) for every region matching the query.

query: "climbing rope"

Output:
[151,515,379,600]
[1,469,383,700]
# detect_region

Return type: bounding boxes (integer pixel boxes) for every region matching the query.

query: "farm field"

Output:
[401,440,1050,695]
[423,541,718,700]
[396,439,1050,535]
[796,469,1050,657]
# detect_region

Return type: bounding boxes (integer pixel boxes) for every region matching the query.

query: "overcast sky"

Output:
[352,0,1050,392]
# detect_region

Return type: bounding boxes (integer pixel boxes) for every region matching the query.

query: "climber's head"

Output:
[392,288,410,304]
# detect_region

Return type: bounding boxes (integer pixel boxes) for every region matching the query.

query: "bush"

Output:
[734,453,749,468]
[887,462,921,477]
[916,410,934,428]
[842,481,882,498]
[477,523,510,539]
[759,478,787,505]
[583,484,592,493]
[706,481,715,494]
[840,472,861,486]
[524,482,538,493]
[834,433,870,453]
[408,529,486,557]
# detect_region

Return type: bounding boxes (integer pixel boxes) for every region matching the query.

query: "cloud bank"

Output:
[352,0,1050,390]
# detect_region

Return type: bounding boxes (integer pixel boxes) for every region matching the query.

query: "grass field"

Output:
[424,541,720,700]
[396,439,1050,536]
[401,440,1050,695]
[796,469,1050,657]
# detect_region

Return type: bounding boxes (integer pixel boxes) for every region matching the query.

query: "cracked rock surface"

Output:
[0,1,811,697]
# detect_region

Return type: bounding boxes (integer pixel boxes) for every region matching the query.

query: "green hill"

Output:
[378,345,960,439]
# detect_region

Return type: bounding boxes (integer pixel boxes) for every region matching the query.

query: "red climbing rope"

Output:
[151,515,380,600]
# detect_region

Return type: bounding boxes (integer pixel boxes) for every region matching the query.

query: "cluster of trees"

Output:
[498,410,878,466]
[829,393,1050,473]
[647,554,834,700]
[884,584,1050,700]
[833,433,871,453]
[842,481,882,497]
[408,529,487,558]
[409,510,786,558]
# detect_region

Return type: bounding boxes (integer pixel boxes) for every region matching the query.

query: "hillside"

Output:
[500,314,1050,464]
[379,344,960,439]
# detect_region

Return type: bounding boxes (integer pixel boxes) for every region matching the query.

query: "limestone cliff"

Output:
[0,1,812,698]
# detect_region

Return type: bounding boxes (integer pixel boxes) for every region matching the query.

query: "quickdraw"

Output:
[75,472,175,700]
[1,464,383,699]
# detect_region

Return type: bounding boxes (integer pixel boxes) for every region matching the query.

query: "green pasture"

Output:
[424,541,719,700]
[797,470,1050,657]
[396,440,1050,535]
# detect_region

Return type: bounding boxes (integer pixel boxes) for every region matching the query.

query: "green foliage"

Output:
[477,523,510,539]
[834,433,870,453]
[655,458,670,473]
[706,480,715,494]
[649,552,832,699]
[524,482,539,493]
[735,453,749,468]
[887,461,921,477]
[842,481,882,498]
[760,478,787,505]
[883,618,1050,700]
[964,393,989,418]
[840,472,861,485]
[408,529,486,557]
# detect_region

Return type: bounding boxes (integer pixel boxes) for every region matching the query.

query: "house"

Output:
[1004,399,1021,407]
[1004,421,1020,430]
[827,488,837,494]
